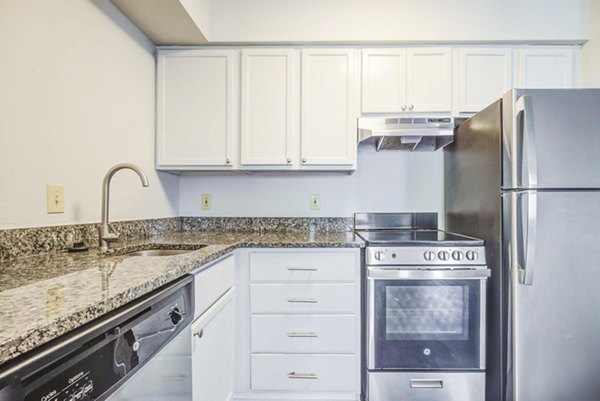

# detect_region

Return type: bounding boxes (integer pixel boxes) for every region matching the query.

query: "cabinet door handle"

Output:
[225,158,231,164]
[286,266,317,271]
[286,158,292,163]
[301,157,307,163]
[193,329,204,338]
[287,332,318,337]
[288,372,318,379]
[402,105,407,111]
[409,104,415,111]
[287,297,317,303]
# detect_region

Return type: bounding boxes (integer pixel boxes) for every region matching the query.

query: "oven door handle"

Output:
[367,267,491,280]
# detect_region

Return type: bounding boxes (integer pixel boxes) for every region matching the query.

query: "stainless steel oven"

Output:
[367,267,488,371]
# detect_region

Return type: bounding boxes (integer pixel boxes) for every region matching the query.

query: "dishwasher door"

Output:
[107,327,192,401]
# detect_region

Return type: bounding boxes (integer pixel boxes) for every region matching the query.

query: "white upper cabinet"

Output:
[407,48,452,112]
[361,47,451,113]
[361,49,407,113]
[301,49,358,167]
[241,49,295,166]
[156,49,234,169]
[517,48,574,89]
[457,48,514,113]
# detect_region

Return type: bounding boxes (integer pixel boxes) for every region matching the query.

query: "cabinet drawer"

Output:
[250,251,357,282]
[250,283,356,314]
[367,371,485,401]
[251,315,357,353]
[251,354,357,392]
[194,255,235,319]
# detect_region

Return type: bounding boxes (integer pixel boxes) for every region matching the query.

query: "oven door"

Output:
[367,268,488,371]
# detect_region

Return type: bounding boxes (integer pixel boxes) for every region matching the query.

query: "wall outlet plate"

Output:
[201,194,212,210]
[310,194,320,210]
[46,185,64,214]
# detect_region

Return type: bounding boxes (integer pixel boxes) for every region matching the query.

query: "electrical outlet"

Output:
[201,194,212,210]
[310,194,320,210]
[46,185,64,214]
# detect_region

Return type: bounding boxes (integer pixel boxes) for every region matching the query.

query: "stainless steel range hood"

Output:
[358,116,455,151]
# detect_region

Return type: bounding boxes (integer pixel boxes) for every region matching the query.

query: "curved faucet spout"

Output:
[100,163,149,250]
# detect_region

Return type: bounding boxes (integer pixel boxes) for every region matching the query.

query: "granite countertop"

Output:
[0,230,362,366]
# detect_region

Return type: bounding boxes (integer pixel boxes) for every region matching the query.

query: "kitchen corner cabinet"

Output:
[457,48,514,113]
[361,47,451,113]
[240,49,296,167]
[517,48,574,89]
[156,49,235,170]
[301,49,358,167]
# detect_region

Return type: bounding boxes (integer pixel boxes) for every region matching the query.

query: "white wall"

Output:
[582,0,600,86]
[180,146,444,218]
[0,0,180,229]
[209,0,587,43]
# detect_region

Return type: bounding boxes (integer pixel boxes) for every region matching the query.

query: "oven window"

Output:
[385,285,468,341]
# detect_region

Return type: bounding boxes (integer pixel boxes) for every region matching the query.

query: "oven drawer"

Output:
[251,354,357,392]
[250,251,358,283]
[367,371,485,401]
[250,283,357,314]
[251,315,357,353]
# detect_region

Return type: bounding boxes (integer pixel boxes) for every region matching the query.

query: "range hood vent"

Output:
[358,116,455,151]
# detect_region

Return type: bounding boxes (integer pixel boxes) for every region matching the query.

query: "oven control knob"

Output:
[452,251,464,261]
[466,250,479,261]
[374,251,386,261]
[423,251,436,261]
[438,251,450,261]
[423,348,431,356]
[169,307,184,325]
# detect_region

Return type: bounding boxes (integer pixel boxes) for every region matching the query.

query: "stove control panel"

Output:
[366,246,486,266]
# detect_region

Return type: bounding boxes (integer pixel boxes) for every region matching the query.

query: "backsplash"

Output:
[0,217,352,261]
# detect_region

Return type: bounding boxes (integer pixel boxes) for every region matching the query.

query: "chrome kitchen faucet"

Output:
[99,163,149,251]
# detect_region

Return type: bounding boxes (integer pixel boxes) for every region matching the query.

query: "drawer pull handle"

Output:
[286,267,318,271]
[288,372,318,380]
[287,332,318,338]
[193,329,203,338]
[410,379,443,389]
[287,297,318,303]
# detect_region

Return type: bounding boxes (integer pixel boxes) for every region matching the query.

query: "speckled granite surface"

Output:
[0,229,361,366]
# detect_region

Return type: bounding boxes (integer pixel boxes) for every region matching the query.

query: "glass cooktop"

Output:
[355,229,483,246]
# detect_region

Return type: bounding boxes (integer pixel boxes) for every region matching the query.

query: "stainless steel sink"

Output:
[122,248,203,257]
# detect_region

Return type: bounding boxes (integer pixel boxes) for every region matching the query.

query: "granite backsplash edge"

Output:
[0,217,353,261]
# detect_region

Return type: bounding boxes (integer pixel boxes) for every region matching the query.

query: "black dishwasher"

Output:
[0,275,193,401]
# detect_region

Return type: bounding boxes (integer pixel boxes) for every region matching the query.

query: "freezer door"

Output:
[507,190,600,401]
[502,89,600,190]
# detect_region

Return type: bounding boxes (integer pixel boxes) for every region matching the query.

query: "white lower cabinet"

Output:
[234,248,361,401]
[192,288,236,401]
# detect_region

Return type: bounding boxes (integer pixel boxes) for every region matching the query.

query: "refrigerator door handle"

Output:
[515,95,538,189]
[516,191,538,285]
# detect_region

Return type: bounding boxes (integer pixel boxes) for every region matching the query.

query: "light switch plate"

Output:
[310,194,320,210]
[201,194,212,210]
[46,185,64,214]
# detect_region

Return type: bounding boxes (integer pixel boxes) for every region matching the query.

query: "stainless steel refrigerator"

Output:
[445,89,600,401]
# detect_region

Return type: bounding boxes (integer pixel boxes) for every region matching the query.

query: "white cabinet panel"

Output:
[157,50,234,168]
[361,49,407,113]
[407,48,452,112]
[192,289,235,401]
[301,49,357,166]
[251,354,357,392]
[241,49,295,166]
[251,315,357,353]
[249,251,357,282]
[194,255,235,319]
[458,48,513,113]
[518,48,574,89]
[250,283,357,314]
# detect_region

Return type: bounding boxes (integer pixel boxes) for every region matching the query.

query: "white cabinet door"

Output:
[518,48,574,89]
[157,50,234,168]
[192,288,235,401]
[361,49,407,113]
[458,48,513,113]
[301,49,357,167]
[241,49,295,166]
[407,48,452,112]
